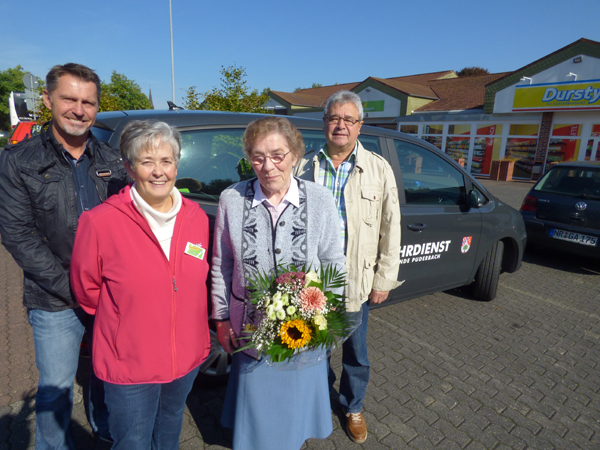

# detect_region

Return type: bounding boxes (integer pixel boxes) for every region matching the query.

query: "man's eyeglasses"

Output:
[249,150,291,166]
[325,115,361,126]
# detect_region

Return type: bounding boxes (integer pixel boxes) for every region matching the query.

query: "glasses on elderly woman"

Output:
[250,150,291,166]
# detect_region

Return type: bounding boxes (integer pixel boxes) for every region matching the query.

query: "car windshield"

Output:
[535,166,600,199]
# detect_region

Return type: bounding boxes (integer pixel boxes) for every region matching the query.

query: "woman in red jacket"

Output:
[71,120,211,450]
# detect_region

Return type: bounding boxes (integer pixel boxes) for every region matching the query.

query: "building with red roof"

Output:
[267,39,600,179]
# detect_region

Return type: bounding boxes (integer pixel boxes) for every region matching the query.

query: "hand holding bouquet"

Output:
[238,264,350,364]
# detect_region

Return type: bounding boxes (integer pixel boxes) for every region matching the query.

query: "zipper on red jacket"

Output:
[170,205,185,380]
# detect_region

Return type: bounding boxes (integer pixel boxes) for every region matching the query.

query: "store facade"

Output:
[397,39,600,179]
[267,38,600,180]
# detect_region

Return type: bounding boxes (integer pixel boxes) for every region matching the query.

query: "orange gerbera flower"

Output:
[299,287,327,312]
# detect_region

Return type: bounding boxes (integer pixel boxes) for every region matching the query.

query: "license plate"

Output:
[549,228,598,246]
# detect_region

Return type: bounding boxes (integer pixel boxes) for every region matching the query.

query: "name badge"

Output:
[184,242,206,260]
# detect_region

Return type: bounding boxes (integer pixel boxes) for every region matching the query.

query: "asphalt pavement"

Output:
[2,178,600,449]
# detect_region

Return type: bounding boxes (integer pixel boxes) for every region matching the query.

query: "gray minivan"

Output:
[92,109,527,382]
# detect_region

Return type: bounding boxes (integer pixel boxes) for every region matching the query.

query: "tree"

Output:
[0,65,28,130]
[101,71,152,111]
[456,67,490,77]
[183,64,271,113]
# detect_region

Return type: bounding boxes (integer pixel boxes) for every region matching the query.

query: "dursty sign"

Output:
[513,80,600,111]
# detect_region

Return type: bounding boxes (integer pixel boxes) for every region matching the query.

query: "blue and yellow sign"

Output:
[513,79,600,111]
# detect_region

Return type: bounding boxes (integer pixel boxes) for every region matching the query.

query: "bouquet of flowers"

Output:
[237,263,350,364]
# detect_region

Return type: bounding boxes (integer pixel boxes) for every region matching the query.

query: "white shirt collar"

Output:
[252,177,300,209]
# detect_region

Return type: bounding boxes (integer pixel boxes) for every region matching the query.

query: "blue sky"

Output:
[2,0,599,110]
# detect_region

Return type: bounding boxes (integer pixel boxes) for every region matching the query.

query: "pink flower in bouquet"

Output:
[299,286,327,312]
[276,272,305,285]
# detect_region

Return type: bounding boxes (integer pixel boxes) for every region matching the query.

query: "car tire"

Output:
[472,240,504,301]
[195,323,231,387]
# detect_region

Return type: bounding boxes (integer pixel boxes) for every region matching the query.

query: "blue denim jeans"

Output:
[104,366,200,450]
[28,308,110,450]
[28,308,85,450]
[84,316,111,441]
[329,300,370,414]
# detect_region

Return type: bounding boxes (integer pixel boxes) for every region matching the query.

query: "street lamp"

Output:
[169,0,175,103]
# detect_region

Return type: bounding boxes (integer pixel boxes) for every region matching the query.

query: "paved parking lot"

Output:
[1,179,599,449]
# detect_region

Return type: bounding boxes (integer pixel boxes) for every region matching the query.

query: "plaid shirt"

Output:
[317,144,357,253]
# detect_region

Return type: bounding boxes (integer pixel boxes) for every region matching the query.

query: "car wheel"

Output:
[472,240,504,301]
[195,322,232,386]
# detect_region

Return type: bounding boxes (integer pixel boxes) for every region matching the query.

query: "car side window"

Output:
[176,129,250,200]
[298,130,381,156]
[394,139,466,206]
[299,130,328,154]
[359,135,382,155]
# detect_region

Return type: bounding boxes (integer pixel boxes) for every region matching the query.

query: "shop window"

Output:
[445,136,469,162]
[477,124,503,136]
[552,124,581,137]
[470,124,503,176]
[421,135,443,150]
[509,124,539,136]
[505,138,537,179]
[591,124,600,137]
[546,139,581,170]
[422,124,443,135]
[400,124,418,134]
[472,137,501,176]
[585,140,600,162]
[448,124,471,135]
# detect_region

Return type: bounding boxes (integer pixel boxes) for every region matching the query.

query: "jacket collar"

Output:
[312,140,366,172]
[245,177,306,206]
[40,121,99,161]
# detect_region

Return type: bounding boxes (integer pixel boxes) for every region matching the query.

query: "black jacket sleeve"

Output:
[0,149,72,302]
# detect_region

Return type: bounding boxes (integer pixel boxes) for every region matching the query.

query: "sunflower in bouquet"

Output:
[238,264,349,363]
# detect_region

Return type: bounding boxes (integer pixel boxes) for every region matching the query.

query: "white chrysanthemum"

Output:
[266,305,276,320]
[273,298,284,311]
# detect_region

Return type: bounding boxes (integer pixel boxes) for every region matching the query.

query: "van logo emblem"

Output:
[575,202,587,211]
[461,236,472,254]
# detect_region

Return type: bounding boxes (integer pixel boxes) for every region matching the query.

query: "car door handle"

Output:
[407,223,427,232]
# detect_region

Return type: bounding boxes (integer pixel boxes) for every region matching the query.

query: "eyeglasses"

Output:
[325,115,360,126]
[249,150,291,166]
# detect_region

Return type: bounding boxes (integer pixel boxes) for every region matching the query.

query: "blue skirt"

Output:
[221,351,333,450]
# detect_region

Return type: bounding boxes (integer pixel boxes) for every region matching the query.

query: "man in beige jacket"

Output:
[294,90,401,444]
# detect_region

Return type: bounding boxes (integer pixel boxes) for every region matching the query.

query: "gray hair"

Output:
[119,120,181,166]
[324,90,364,121]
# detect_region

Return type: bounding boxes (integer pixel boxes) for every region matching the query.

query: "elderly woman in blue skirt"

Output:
[211,116,345,450]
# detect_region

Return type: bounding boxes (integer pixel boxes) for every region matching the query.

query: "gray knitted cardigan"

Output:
[211,177,346,340]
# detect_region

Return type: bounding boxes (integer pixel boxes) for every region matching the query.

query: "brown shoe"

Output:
[346,412,367,443]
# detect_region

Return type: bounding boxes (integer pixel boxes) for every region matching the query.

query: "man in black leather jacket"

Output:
[0,63,128,450]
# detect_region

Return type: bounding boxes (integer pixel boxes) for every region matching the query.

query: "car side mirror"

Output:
[469,190,486,209]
